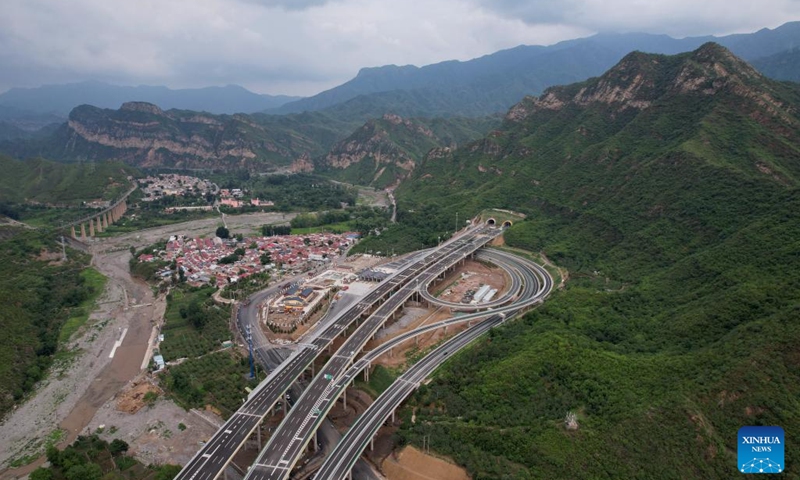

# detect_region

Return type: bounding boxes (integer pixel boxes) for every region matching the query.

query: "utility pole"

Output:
[455,212,458,233]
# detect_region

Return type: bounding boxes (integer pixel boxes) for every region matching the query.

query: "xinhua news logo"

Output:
[738,426,784,474]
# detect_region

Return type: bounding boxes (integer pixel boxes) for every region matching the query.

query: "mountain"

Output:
[359,44,800,478]
[752,47,800,82]
[0,123,29,142]
[0,100,496,176]
[0,101,499,175]
[0,102,359,170]
[317,113,499,188]
[275,22,800,118]
[0,105,64,136]
[0,81,300,116]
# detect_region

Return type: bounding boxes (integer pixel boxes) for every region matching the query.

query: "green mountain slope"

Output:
[317,114,500,188]
[383,44,800,478]
[0,229,96,420]
[0,155,136,205]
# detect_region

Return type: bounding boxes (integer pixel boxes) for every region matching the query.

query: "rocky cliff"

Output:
[1,103,357,170]
[318,113,498,188]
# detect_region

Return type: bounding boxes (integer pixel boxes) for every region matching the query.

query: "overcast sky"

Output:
[1,0,798,96]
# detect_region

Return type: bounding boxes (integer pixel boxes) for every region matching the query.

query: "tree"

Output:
[45,445,62,468]
[30,467,53,480]
[155,464,182,480]
[65,463,102,480]
[215,226,229,239]
[186,300,208,329]
[109,438,130,455]
[260,251,272,265]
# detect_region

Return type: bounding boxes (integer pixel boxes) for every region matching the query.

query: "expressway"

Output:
[315,249,553,480]
[175,227,495,480]
[243,234,498,480]
[242,247,537,480]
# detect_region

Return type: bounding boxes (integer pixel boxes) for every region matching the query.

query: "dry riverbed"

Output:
[0,212,293,478]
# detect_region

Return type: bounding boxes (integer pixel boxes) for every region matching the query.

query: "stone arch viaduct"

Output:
[65,183,136,240]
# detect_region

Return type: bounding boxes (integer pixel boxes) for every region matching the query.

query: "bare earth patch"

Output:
[434,259,507,304]
[86,392,220,467]
[115,380,162,415]
[382,446,469,480]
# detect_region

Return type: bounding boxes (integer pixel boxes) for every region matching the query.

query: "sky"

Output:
[0,0,798,96]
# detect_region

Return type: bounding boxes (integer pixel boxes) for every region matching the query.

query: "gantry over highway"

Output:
[176,226,498,480]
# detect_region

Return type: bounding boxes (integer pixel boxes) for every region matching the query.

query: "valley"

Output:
[1,15,800,480]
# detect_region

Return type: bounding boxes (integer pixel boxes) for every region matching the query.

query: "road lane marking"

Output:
[235,412,264,419]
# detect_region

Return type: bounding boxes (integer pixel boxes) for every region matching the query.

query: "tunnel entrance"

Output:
[486,218,496,225]
[502,221,512,228]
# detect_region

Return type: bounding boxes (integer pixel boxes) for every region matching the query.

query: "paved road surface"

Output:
[243,232,497,480]
[316,249,552,479]
[175,228,490,480]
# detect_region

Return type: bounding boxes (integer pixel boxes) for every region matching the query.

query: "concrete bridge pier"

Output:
[71,226,77,239]
[88,220,95,237]
[80,223,86,240]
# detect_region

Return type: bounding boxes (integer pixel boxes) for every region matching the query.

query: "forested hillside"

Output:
[0,155,135,205]
[0,229,97,420]
[318,114,499,188]
[373,44,800,478]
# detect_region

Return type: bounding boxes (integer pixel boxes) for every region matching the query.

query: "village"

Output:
[138,231,361,288]
[138,173,217,201]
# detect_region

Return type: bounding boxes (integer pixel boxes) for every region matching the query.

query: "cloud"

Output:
[0,0,797,96]
[235,0,341,11]
[0,0,583,95]
[472,0,800,37]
